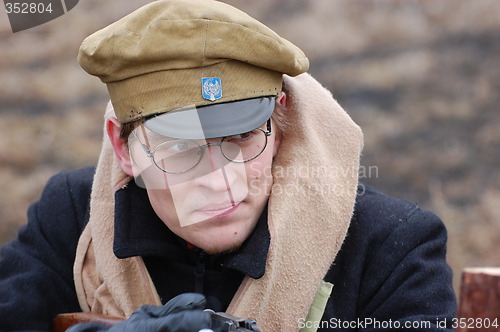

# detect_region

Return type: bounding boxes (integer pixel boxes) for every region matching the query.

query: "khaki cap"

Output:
[78,0,309,124]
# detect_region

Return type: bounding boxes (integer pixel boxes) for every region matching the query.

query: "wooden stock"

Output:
[52,312,123,332]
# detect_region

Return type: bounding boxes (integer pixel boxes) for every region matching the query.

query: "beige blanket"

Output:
[74,73,363,331]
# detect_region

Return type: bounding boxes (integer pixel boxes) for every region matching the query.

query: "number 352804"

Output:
[452,318,499,329]
[5,2,54,14]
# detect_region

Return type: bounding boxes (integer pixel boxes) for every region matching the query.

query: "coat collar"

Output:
[112,181,269,279]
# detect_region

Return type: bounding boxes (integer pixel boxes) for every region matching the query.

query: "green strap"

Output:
[299,281,334,332]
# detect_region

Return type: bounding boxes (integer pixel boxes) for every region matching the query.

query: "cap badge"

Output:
[202,77,222,101]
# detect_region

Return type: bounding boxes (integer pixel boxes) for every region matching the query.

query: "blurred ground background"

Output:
[0,0,499,296]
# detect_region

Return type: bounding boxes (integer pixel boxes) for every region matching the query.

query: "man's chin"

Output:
[199,237,244,255]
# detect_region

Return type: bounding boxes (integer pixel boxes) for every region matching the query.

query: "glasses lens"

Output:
[221,129,267,162]
[154,140,201,173]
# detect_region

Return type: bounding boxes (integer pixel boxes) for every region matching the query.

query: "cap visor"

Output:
[144,97,275,139]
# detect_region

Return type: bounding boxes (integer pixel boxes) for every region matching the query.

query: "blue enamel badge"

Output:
[202,77,222,101]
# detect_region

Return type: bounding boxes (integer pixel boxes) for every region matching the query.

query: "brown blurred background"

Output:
[1,0,499,296]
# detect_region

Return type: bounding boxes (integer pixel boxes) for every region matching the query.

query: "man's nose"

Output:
[203,141,229,170]
[190,141,243,191]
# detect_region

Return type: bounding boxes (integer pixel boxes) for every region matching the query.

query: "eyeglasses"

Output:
[132,119,272,174]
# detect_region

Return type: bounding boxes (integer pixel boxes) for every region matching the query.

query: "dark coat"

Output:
[0,167,456,331]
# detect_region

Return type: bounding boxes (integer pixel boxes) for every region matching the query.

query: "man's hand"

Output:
[67,293,213,332]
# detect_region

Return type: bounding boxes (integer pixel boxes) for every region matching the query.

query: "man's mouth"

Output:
[194,201,242,217]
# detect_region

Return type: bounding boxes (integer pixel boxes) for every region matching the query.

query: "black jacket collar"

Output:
[112,181,269,279]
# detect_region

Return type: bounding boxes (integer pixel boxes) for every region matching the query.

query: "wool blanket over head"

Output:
[73,73,363,331]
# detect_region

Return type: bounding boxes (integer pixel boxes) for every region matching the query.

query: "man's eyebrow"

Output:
[146,133,181,147]
[148,131,171,140]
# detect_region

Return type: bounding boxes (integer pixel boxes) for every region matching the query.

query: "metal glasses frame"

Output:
[132,119,272,174]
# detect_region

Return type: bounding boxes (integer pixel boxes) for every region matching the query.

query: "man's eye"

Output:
[227,131,254,142]
[239,132,253,139]
[169,141,191,152]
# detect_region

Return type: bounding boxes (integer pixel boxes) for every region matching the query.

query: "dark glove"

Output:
[67,293,213,332]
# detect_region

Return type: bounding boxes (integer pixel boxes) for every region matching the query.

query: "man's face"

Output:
[128,120,280,254]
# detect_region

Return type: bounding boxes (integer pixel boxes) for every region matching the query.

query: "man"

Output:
[0,0,456,331]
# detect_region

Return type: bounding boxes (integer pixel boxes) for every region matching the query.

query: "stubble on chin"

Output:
[201,239,244,255]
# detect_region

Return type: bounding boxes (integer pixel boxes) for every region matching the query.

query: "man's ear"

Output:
[277,90,287,108]
[106,117,135,177]
[272,91,287,157]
